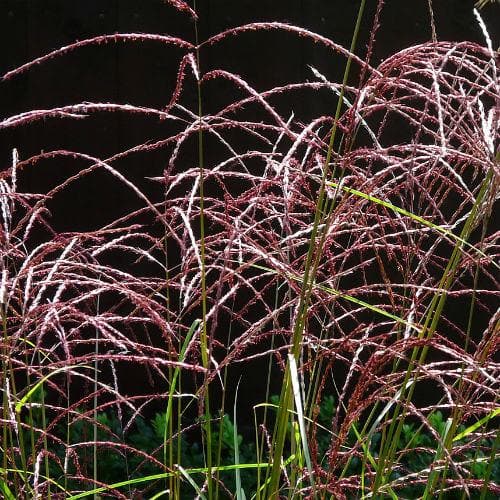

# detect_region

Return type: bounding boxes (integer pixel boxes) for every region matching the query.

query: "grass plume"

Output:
[0,1,498,498]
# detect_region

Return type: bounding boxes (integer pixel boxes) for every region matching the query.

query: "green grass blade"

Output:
[178,465,207,500]
[67,462,274,499]
[246,262,420,333]
[148,491,169,500]
[163,319,200,456]
[15,365,88,414]
[288,354,314,496]
[348,424,398,500]
[0,467,69,495]
[479,429,499,500]
[0,479,15,500]
[327,181,496,268]
[233,378,245,500]
[453,408,500,442]
[422,417,453,500]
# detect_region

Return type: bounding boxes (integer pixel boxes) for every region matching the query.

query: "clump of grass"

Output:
[1,1,498,498]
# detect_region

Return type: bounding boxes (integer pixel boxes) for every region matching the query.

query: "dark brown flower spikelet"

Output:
[164,0,198,20]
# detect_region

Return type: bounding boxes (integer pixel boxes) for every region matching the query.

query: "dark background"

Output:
[0,0,498,419]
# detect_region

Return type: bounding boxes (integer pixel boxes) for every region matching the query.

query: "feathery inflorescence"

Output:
[0,2,498,498]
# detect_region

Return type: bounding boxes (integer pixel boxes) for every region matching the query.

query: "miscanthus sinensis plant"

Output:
[1,1,498,498]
